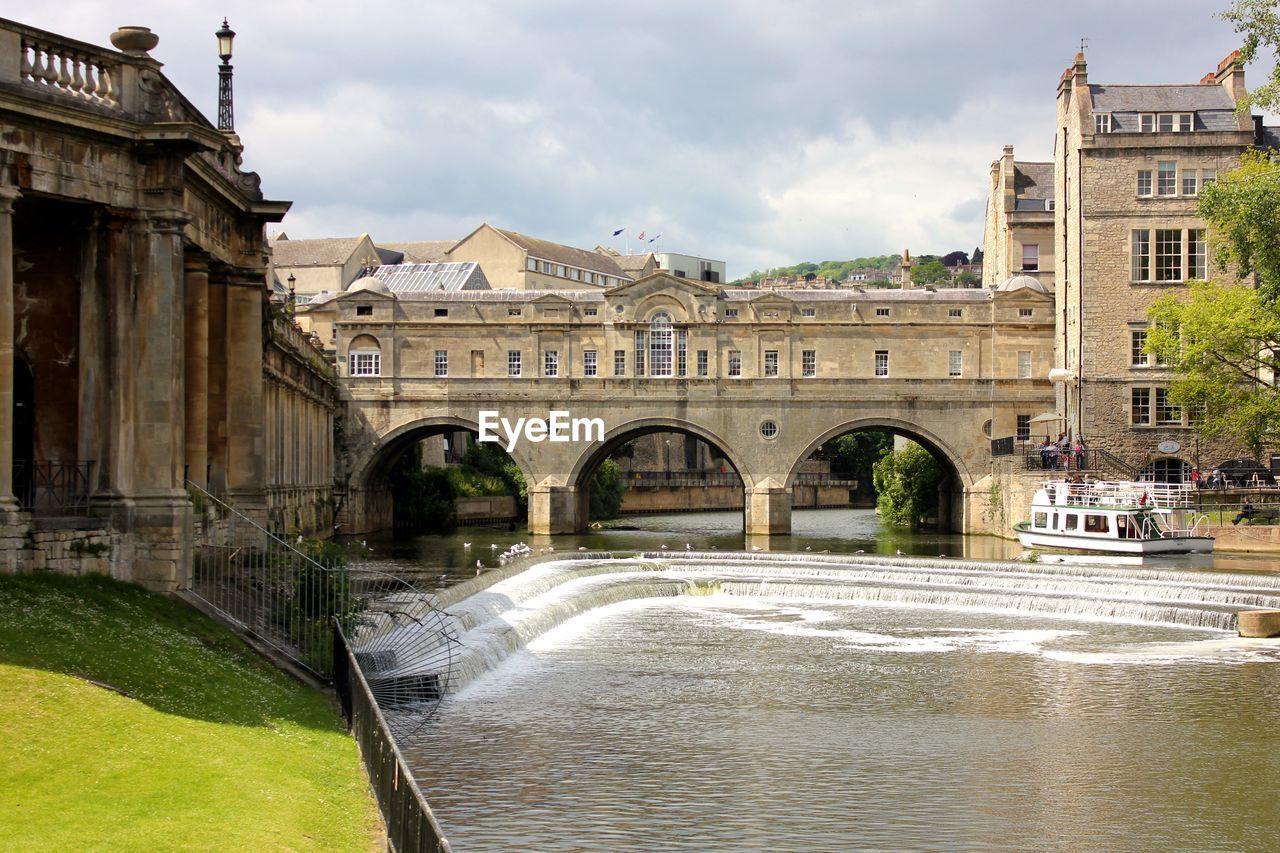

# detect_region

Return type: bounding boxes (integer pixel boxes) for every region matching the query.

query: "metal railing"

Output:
[335,625,452,853]
[14,460,95,513]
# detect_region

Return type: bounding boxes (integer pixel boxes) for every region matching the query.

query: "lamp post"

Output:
[216,19,236,131]
[287,273,296,313]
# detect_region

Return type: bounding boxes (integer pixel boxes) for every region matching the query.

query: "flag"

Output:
[612,228,625,236]
[637,231,645,241]
[648,233,661,243]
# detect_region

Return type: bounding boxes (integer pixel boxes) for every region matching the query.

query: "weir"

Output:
[379,553,1280,703]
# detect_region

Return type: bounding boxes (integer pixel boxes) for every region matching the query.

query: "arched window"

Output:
[349,334,382,377]
[649,312,673,377]
[1138,458,1189,484]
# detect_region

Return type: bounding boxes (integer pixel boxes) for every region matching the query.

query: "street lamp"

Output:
[216,19,236,131]
[287,273,296,312]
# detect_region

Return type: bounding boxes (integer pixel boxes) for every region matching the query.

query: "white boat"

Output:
[1014,480,1214,554]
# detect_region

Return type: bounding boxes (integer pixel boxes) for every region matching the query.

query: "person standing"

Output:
[1074,438,1087,471]
[1190,467,1201,490]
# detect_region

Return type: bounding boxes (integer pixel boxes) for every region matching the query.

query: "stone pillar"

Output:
[183,254,210,488]
[0,186,19,510]
[528,483,582,534]
[206,271,229,492]
[225,273,266,519]
[744,482,792,535]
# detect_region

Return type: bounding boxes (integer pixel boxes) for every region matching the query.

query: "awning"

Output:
[1028,412,1065,424]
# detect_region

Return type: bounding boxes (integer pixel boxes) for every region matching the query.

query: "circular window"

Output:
[760,420,779,440]
[614,304,625,314]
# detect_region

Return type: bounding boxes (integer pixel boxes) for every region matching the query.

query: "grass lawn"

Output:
[0,572,381,851]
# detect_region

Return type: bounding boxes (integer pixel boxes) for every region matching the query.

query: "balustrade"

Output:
[18,35,120,110]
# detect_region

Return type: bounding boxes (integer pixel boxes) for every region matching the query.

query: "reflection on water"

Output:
[406,597,1280,851]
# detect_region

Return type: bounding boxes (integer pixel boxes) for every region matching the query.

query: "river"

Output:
[356,510,1280,851]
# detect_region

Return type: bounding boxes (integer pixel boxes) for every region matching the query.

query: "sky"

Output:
[19,1,1270,279]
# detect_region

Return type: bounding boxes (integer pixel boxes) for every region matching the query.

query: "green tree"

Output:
[954,270,979,287]
[1222,0,1280,113]
[1198,150,1280,303]
[872,444,944,528]
[911,258,950,285]
[814,431,893,496]
[588,458,626,519]
[1147,280,1280,459]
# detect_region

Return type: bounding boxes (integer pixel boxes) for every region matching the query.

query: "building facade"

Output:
[446,223,632,290]
[983,145,1055,288]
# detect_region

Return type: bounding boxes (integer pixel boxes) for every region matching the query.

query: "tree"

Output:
[872,444,944,528]
[954,271,979,287]
[588,458,626,519]
[813,431,893,497]
[1222,0,1280,113]
[1147,280,1280,459]
[941,250,970,267]
[911,258,950,284]
[1198,150,1280,303]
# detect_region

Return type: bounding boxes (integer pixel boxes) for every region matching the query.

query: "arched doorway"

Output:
[1138,457,1190,484]
[13,356,33,507]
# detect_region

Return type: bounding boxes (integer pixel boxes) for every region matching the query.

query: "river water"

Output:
[362,511,1280,850]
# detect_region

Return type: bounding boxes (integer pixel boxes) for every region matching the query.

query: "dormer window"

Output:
[1143,113,1193,132]
[1095,113,1112,134]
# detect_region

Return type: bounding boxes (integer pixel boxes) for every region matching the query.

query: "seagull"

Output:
[938,554,947,559]
[463,542,471,550]
[361,540,367,548]
[855,549,865,554]
[661,544,668,550]
[751,545,762,551]
[578,546,587,551]
[804,546,812,551]
[685,543,692,551]
[490,544,499,551]
[895,549,904,556]
[296,534,303,544]
[476,560,483,570]
[821,549,830,554]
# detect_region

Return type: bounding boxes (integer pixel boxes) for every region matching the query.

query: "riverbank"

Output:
[0,573,380,851]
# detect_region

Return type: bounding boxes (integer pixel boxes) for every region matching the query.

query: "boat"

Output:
[1014,480,1214,554]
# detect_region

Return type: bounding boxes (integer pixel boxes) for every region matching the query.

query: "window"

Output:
[542,261,555,274]
[728,350,742,377]
[949,350,963,377]
[949,308,963,318]
[526,258,537,271]
[1155,113,1193,132]
[471,350,484,374]
[697,350,709,376]
[556,265,566,277]
[1131,330,1149,366]
[1131,387,1151,425]
[350,350,380,376]
[1132,229,1151,281]
[571,269,581,281]
[1202,168,1216,187]
[432,307,448,318]
[875,350,889,377]
[1155,387,1181,425]
[434,349,448,377]
[649,313,673,376]
[1156,229,1182,281]
[1084,514,1110,533]
[583,350,597,376]
[1019,308,1034,318]
[508,308,522,317]
[1017,350,1032,379]
[764,350,779,377]
[1140,113,1155,133]
[1182,170,1198,196]
[802,350,816,377]
[1157,161,1177,196]
[677,329,687,376]
[1021,243,1039,272]
[634,330,646,376]
[543,350,559,377]
[508,350,521,377]
[875,307,890,317]
[802,307,816,317]
[1033,512,1048,529]
[724,308,739,318]
[356,305,373,316]
[584,307,598,317]
[1016,414,1031,442]
[1095,113,1111,133]
[1188,229,1207,280]
[1064,514,1078,531]
[613,349,626,376]
[584,272,595,285]
[1137,170,1152,196]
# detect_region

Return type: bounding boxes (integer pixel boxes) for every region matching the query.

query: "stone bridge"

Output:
[331,272,1056,536]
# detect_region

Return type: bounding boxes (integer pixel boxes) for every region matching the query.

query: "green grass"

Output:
[0,573,380,851]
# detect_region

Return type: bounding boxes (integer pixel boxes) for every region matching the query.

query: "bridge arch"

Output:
[565,416,755,490]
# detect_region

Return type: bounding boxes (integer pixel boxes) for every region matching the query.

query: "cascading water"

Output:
[421,552,1280,693]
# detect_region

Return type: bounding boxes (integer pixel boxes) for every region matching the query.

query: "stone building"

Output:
[0,19,335,589]
[446,223,632,290]
[1053,50,1267,479]
[269,233,383,302]
[982,145,1055,288]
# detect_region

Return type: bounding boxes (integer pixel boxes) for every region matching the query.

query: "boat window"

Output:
[1116,515,1130,538]
[1084,514,1109,533]
[1064,514,1078,531]
[1052,513,1058,529]
[1034,512,1048,529]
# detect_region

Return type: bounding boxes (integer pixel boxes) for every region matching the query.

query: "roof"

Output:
[270,235,370,267]
[1259,126,1280,151]
[490,227,631,279]
[1089,84,1234,113]
[721,288,996,303]
[1014,161,1054,203]
[613,253,655,273]
[996,274,1051,294]
[347,277,393,296]
[387,288,608,303]
[365,262,490,293]
[379,241,457,263]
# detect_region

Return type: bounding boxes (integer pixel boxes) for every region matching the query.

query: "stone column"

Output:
[744,481,792,535]
[225,272,266,519]
[0,186,19,510]
[528,483,582,534]
[206,270,229,493]
[183,254,210,488]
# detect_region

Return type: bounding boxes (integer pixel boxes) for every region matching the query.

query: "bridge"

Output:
[334,273,1056,535]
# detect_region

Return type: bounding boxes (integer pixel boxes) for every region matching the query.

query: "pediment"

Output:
[606,271,718,298]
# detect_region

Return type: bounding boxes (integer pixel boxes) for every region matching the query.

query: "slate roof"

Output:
[721,288,998,302]
[364,263,490,293]
[490,228,631,279]
[379,241,458,263]
[391,288,608,302]
[1089,84,1239,132]
[1014,161,1054,203]
[1258,125,1280,151]
[270,235,369,267]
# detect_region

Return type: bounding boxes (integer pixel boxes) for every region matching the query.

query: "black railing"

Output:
[1020,446,1088,474]
[334,624,452,853]
[14,460,95,513]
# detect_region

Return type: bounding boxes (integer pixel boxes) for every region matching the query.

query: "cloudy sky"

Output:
[22,1,1268,278]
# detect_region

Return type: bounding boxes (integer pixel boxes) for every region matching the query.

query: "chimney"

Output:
[1215,49,1251,130]
[900,249,913,289]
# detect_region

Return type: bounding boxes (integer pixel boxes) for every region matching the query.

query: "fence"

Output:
[335,625,452,853]
[14,460,95,513]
